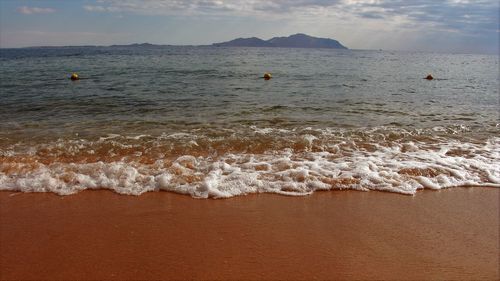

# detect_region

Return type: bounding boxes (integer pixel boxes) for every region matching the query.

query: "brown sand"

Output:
[1,188,498,280]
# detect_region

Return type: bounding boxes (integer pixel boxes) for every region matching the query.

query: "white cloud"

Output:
[83,1,231,15]
[83,5,122,12]
[82,0,345,16]
[81,0,497,31]
[17,6,56,15]
[0,30,131,48]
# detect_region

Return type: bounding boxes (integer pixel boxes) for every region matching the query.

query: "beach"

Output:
[1,187,498,280]
[1,46,499,280]
[1,1,499,280]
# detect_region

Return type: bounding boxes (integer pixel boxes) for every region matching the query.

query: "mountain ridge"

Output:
[213,33,347,49]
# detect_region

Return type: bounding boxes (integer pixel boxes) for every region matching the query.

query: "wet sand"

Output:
[1,188,498,280]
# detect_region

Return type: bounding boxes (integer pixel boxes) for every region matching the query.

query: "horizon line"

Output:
[0,43,497,56]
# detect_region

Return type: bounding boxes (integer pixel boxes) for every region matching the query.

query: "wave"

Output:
[1,126,499,197]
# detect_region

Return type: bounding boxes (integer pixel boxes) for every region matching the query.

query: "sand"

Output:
[1,188,498,280]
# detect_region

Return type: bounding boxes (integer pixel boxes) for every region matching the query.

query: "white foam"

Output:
[1,133,499,198]
[126,134,150,140]
[99,134,121,141]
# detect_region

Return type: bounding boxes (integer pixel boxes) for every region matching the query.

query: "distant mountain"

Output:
[268,34,346,49]
[213,33,347,49]
[109,43,164,48]
[213,37,272,47]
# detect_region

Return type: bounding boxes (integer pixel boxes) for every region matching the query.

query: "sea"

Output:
[0,46,498,197]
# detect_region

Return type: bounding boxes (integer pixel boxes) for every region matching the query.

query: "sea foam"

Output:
[1,129,498,197]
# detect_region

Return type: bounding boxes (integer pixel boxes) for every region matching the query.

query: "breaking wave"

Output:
[1,126,499,197]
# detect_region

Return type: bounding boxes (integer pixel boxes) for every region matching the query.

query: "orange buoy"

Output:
[70,73,79,81]
[263,73,272,80]
[425,74,433,80]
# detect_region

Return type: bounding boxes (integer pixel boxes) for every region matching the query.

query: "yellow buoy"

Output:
[70,73,79,81]
[425,74,433,80]
[263,73,272,80]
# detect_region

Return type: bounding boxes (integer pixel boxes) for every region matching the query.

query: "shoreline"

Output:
[1,188,498,280]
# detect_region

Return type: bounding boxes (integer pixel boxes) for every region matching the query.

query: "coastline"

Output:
[1,188,498,280]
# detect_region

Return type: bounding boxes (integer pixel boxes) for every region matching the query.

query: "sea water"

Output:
[0,46,498,197]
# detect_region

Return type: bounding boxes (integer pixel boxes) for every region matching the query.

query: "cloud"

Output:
[83,5,122,12]
[82,0,498,39]
[81,0,344,16]
[84,0,498,36]
[354,0,499,33]
[0,30,131,48]
[81,0,497,25]
[17,6,56,15]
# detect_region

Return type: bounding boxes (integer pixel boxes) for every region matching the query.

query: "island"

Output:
[213,33,348,49]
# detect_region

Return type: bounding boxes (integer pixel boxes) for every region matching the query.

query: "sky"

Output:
[0,0,498,54]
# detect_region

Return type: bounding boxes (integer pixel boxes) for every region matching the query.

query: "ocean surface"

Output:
[0,46,498,197]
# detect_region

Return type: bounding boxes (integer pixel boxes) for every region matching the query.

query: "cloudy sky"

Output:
[0,0,498,53]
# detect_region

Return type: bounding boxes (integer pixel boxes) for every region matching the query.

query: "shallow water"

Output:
[0,46,498,197]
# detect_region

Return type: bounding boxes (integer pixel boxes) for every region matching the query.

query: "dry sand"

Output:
[1,188,498,280]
